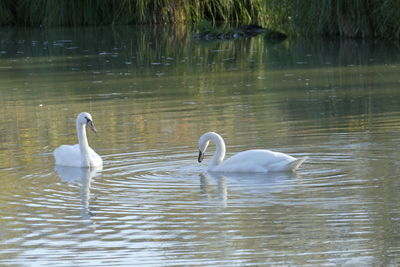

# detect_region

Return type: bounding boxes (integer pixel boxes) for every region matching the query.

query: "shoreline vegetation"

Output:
[0,0,399,40]
[192,24,287,42]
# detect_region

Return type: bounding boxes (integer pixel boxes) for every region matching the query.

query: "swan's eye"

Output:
[85,117,91,123]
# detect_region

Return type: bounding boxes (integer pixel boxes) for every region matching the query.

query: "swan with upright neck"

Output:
[54,112,102,167]
[198,132,306,173]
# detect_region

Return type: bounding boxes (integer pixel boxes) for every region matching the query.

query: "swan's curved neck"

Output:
[77,123,90,166]
[209,133,226,168]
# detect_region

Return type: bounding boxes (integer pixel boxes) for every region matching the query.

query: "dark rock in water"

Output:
[264,30,288,44]
[192,24,287,43]
[237,24,265,37]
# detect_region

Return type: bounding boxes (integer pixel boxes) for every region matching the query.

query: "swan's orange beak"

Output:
[87,120,97,133]
[198,150,204,163]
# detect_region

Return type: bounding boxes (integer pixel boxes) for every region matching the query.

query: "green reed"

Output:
[289,0,400,39]
[0,0,14,25]
[0,0,398,39]
[0,0,270,26]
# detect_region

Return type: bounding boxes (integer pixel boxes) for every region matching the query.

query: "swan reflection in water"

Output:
[200,171,300,207]
[200,173,228,206]
[55,165,102,220]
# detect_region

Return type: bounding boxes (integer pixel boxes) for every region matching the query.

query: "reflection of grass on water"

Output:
[1,26,399,96]
[0,26,274,80]
[1,25,398,75]
[1,26,399,104]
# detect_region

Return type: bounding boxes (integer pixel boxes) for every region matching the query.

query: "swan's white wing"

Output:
[54,144,82,167]
[212,149,301,173]
[54,144,102,167]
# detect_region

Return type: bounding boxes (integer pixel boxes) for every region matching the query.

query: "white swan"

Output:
[54,112,103,167]
[198,132,306,173]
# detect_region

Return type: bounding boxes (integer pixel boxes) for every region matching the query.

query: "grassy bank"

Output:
[0,0,271,26]
[290,0,400,39]
[0,0,399,39]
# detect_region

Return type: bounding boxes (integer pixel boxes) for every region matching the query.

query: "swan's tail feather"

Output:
[289,157,308,171]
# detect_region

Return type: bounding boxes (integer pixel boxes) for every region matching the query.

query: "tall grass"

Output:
[0,0,268,26]
[0,0,14,25]
[0,0,399,39]
[290,0,400,39]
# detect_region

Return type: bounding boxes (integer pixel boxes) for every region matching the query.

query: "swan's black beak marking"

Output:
[198,150,204,163]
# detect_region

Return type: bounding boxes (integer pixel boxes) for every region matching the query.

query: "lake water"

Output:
[1,26,400,266]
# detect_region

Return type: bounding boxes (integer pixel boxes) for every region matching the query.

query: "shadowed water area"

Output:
[1,26,400,266]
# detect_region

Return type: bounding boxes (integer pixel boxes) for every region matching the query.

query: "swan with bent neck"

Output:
[54,112,103,168]
[198,132,306,173]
